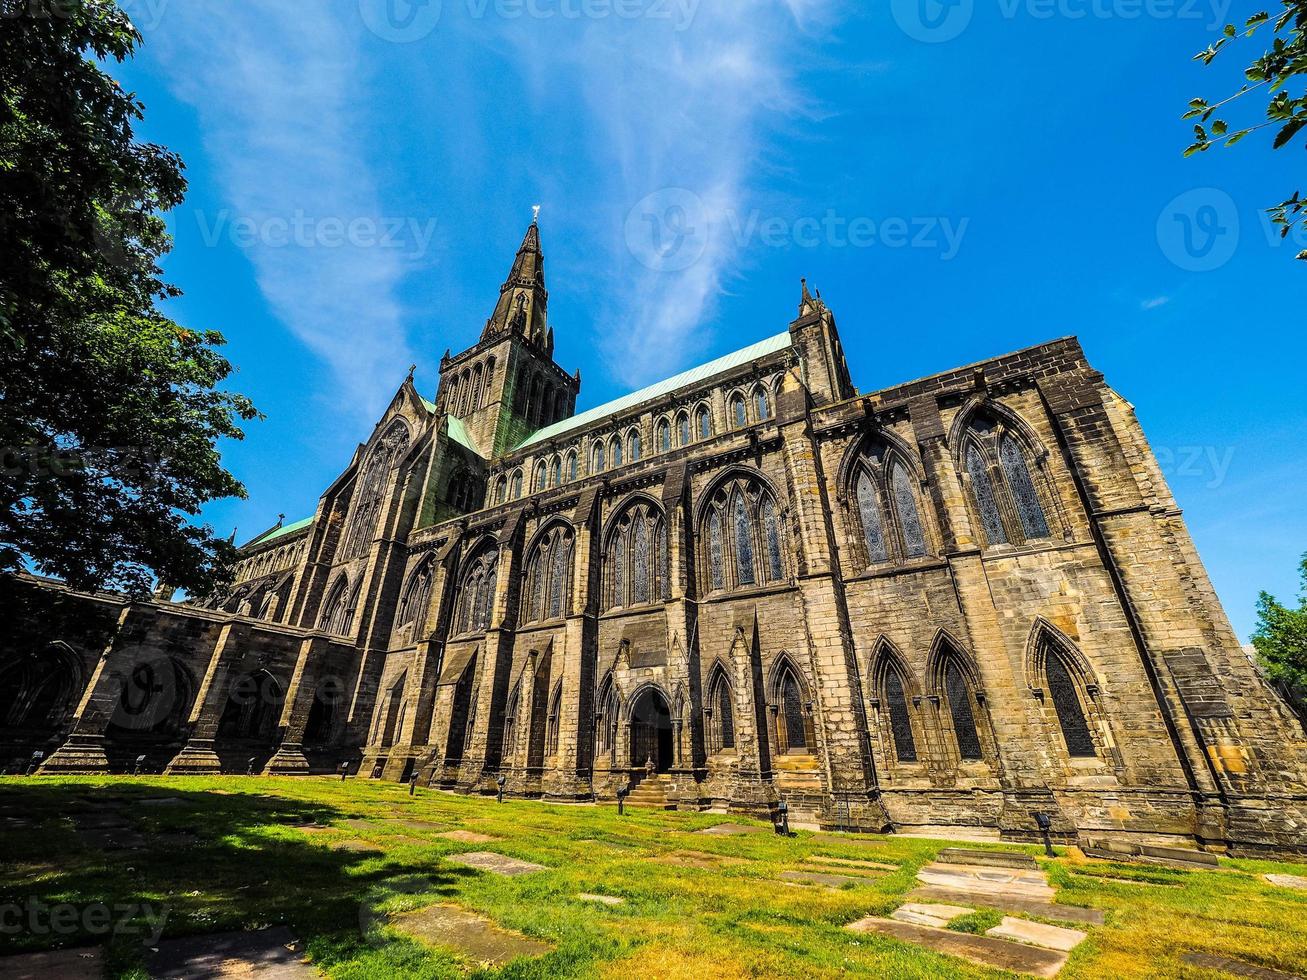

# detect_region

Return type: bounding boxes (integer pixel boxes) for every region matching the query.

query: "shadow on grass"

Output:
[0,780,471,977]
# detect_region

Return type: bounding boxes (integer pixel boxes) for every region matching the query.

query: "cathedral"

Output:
[6,220,1306,854]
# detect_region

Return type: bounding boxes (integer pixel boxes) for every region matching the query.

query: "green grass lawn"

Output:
[2,776,1306,978]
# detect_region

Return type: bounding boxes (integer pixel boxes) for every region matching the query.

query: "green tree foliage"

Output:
[0,0,258,597]
[1185,1,1307,259]
[1252,554,1307,723]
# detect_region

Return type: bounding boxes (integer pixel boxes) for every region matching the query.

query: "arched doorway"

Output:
[217,670,284,742]
[629,687,673,774]
[0,645,81,734]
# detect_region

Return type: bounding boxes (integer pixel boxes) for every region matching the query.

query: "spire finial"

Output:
[406,363,416,384]
[531,203,541,224]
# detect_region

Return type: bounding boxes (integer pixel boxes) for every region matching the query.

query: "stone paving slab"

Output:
[780,870,865,888]
[1265,873,1307,890]
[845,917,1068,978]
[986,916,1088,952]
[651,850,748,870]
[890,902,975,928]
[393,904,551,968]
[695,823,770,836]
[1181,951,1303,980]
[328,839,382,853]
[907,886,1105,926]
[577,893,624,906]
[896,827,1003,843]
[446,851,547,876]
[146,926,316,978]
[0,946,104,979]
[939,848,1039,870]
[917,862,1055,901]
[437,830,500,844]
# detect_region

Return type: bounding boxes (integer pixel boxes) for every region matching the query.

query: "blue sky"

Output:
[112,0,1305,638]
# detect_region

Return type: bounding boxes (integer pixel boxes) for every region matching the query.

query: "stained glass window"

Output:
[732,395,747,428]
[610,437,623,468]
[510,470,523,500]
[678,414,691,446]
[856,470,889,563]
[657,520,670,600]
[529,553,545,621]
[781,670,807,749]
[945,661,982,760]
[549,457,561,486]
[591,443,605,473]
[612,535,625,606]
[707,509,724,591]
[1046,653,1095,758]
[890,462,927,557]
[566,452,577,481]
[965,443,1007,546]
[657,419,670,452]
[1000,435,1050,540]
[755,387,771,420]
[762,495,783,581]
[697,408,711,440]
[632,518,650,604]
[533,464,546,492]
[885,670,916,762]
[503,685,519,758]
[629,431,642,462]
[546,686,561,756]
[715,676,735,750]
[548,535,569,618]
[733,494,756,585]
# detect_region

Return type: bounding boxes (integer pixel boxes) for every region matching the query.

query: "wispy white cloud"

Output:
[1141,295,1171,310]
[147,0,414,421]
[493,1,834,386]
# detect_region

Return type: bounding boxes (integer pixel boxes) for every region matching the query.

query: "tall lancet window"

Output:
[850,436,930,567]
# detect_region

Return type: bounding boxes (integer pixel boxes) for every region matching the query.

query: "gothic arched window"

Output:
[884,668,917,762]
[340,419,409,560]
[696,406,712,440]
[706,667,735,753]
[319,575,359,636]
[942,658,983,761]
[700,474,786,594]
[503,682,520,759]
[850,438,930,566]
[595,674,617,759]
[730,393,748,429]
[775,662,810,753]
[609,435,623,469]
[398,558,435,630]
[533,461,547,493]
[522,524,574,623]
[960,410,1053,548]
[656,418,671,453]
[565,450,578,482]
[628,429,642,462]
[754,385,772,421]
[1045,650,1096,758]
[455,548,498,635]
[591,441,606,474]
[605,500,668,610]
[677,412,691,447]
[546,684,562,757]
[509,469,523,500]
[549,455,562,487]
[494,476,507,506]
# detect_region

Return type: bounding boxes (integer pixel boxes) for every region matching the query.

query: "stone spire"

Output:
[797,277,824,318]
[481,217,549,351]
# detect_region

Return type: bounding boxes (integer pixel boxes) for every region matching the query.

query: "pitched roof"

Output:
[516,331,793,451]
[446,414,482,457]
[244,515,313,549]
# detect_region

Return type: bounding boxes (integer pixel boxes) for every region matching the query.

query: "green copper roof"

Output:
[446,414,482,457]
[245,515,312,549]
[517,331,793,450]
[421,396,437,413]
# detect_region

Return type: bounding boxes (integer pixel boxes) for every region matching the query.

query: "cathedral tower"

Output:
[435,219,579,459]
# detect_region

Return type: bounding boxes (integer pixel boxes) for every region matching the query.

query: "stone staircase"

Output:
[625,775,673,809]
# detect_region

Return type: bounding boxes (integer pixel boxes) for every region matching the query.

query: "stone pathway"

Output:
[846,917,1070,978]
[446,851,546,876]
[147,926,316,978]
[987,917,1087,952]
[695,823,770,837]
[391,905,553,969]
[0,946,103,979]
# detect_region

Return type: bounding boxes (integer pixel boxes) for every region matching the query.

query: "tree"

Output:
[0,0,257,597]
[1184,1,1307,260]
[1251,554,1307,724]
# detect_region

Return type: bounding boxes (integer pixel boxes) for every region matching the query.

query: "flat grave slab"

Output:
[446,851,546,876]
[780,870,864,888]
[1265,873,1307,890]
[846,916,1068,978]
[651,850,747,870]
[907,886,1105,926]
[1181,952,1302,980]
[436,830,499,844]
[393,904,551,968]
[986,916,1087,952]
[147,926,316,978]
[916,862,1055,901]
[328,839,383,853]
[577,893,624,906]
[695,823,770,836]
[807,855,899,873]
[0,946,103,979]
[896,826,1003,844]
[939,848,1039,870]
[890,902,974,928]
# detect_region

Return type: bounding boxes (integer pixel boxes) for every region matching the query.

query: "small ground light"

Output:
[1034,811,1056,857]
[25,751,43,776]
[339,762,350,781]
[246,757,257,776]
[616,787,629,815]
[496,775,506,803]
[775,800,791,837]
[409,772,419,796]
[132,754,147,776]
